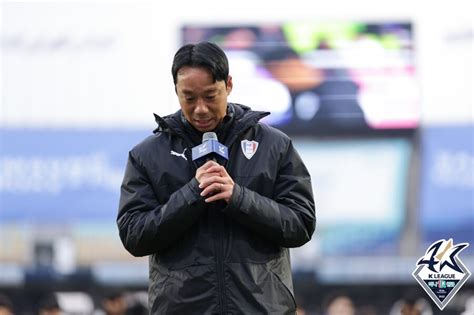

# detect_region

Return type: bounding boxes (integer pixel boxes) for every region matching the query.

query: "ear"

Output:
[226,75,233,95]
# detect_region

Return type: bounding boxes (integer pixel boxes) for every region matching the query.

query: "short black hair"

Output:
[38,293,60,310]
[171,41,229,86]
[103,290,124,301]
[260,46,299,65]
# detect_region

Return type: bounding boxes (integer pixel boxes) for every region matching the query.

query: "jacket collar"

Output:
[153,103,269,145]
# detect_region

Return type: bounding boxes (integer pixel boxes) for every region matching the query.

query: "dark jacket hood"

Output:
[152,103,269,143]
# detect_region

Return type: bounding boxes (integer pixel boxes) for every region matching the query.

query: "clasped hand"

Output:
[195,160,234,203]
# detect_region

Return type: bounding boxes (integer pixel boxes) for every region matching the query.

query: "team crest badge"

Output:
[241,140,259,160]
[412,239,471,310]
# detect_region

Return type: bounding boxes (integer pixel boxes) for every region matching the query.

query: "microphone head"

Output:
[192,131,228,163]
[202,132,218,143]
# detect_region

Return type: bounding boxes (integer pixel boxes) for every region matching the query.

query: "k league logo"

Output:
[413,239,471,310]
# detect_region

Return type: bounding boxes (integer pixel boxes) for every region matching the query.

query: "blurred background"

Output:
[0,0,472,314]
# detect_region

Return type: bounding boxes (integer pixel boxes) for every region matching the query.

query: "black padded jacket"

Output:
[117,103,316,314]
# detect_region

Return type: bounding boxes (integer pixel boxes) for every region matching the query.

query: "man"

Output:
[322,292,355,315]
[261,47,368,135]
[0,294,13,315]
[117,41,316,314]
[38,294,62,315]
[100,291,128,315]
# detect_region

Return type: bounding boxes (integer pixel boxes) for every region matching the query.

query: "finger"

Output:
[204,188,230,203]
[201,160,220,170]
[200,178,234,192]
[196,167,221,183]
[198,175,224,189]
[199,173,225,189]
[205,192,226,203]
[203,167,233,186]
[197,171,220,182]
[200,182,224,197]
[205,165,230,177]
[196,163,214,179]
[205,164,223,172]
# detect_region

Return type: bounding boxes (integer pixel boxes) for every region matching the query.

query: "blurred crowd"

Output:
[1,289,474,315]
[0,291,147,315]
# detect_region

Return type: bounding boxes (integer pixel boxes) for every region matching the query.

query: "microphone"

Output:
[191,132,228,165]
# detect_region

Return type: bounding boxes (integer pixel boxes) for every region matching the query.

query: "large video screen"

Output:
[182,22,419,135]
[290,138,412,265]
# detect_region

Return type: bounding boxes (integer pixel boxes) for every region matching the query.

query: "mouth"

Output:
[193,118,213,130]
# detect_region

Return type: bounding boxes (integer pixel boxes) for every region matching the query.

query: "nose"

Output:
[194,98,209,115]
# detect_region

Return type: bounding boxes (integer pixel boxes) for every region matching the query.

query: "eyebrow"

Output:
[181,87,218,95]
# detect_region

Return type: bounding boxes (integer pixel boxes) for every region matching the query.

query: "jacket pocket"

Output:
[270,268,297,311]
[225,261,296,314]
[151,265,217,314]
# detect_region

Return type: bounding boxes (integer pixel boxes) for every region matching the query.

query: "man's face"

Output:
[176,66,232,132]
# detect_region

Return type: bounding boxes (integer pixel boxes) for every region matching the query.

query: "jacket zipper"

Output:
[214,142,239,315]
[214,215,227,314]
[179,133,227,313]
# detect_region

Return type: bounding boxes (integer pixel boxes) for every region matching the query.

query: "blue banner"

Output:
[419,125,474,249]
[0,129,149,223]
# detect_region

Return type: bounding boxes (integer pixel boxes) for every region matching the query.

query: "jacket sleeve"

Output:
[117,151,204,257]
[224,140,316,248]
